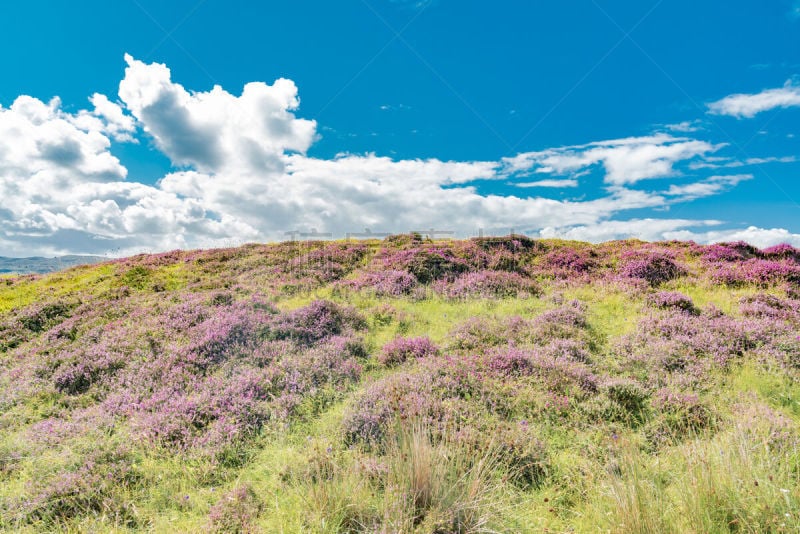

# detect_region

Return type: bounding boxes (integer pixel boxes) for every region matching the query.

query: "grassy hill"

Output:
[0,235,798,532]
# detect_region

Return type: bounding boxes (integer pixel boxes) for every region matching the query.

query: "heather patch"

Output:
[434,270,540,299]
[377,246,472,283]
[2,238,800,531]
[708,258,800,286]
[739,292,800,322]
[696,241,760,263]
[540,247,597,278]
[1,297,367,460]
[335,269,418,296]
[613,305,792,390]
[207,484,263,533]
[647,291,698,314]
[0,298,79,351]
[379,336,439,366]
[8,440,142,526]
[618,250,686,285]
[344,345,597,451]
[267,299,366,345]
[762,243,800,261]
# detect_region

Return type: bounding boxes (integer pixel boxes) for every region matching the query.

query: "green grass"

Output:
[0,264,116,313]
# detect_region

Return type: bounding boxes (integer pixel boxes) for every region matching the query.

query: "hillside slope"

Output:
[0,235,798,532]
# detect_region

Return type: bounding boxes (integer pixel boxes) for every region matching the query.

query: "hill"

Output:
[0,255,105,275]
[0,236,798,532]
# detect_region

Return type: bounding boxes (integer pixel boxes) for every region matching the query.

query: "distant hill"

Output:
[0,255,105,274]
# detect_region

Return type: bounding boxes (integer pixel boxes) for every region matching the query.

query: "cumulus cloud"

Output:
[0,54,793,256]
[119,54,316,174]
[708,81,800,118]
[503,134,722,186]
[156,152,673,243]
[0,89,246,256]
[89,94,136,142]
[0,96,127,183]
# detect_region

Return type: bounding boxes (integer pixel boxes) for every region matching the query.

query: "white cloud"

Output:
[503,134,722,186]
[0,89,247,256]
[89,94,136,142]
[0,96,127,184]
[665,174,752,201]
[511,179,579,188]
[0,55,792,256]
[708,81,800,118]
[119,54,316,174]
[664,120,702,133]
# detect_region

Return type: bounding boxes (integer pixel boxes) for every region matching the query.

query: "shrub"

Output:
[604,378,650,425]
[208,484,263,533]
[337,270,418,296]
[18,444,141,525]
[762,243,800,261]
[183,303,274,369]
[434,270,540,299]
[19,300,76,333]
[614,306,785,383]
[0,300,78,352]
[382,232,424,248]
[699,241,759,262]
[651,388,712,434]
[284,243,369,284]
[710,259,800,286]
[529,301,589,343]
[739,293,800,322]
[447,315,529,352]
[494,423,549,489]
[619,252,685,285]
[120,265,152,290]
[542,248,596,277]
[342,372,442,447]
[379,247,470,284]
[268,300,365,345]
[486,347,535,377]
[122,336,364,451]
[379,337,439,367]
[487,347,598,394]
[647,291,698,314]
[53,350,126,395]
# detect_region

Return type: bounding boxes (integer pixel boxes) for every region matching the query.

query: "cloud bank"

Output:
[0,55,797,256]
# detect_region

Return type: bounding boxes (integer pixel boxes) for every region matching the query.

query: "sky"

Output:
[1,0,800,256]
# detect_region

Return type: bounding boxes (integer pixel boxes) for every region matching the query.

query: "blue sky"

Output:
[0,0,799,256]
